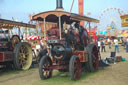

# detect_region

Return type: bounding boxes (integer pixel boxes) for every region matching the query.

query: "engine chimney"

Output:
[56,0,64,11]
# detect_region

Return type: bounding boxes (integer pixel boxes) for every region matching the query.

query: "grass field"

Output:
[0,68,103,85]
[0,45,128,85]
[36,70,102,85]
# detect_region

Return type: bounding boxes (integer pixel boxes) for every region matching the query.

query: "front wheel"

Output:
[69,55,81,80]
[39,55,52,80]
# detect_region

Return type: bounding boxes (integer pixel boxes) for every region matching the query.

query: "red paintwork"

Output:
[49,65,67,70]
[52,59,65,64]
[73,51,86,62]
[78,0,84,26]
[47,27,59,37]
[0,52,4,62]
[0,52,13,62]
[88,32,97,44]
[74,57,81,80]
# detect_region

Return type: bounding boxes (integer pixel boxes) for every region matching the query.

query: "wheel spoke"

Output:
[19,60,22,66]
[24,49,28,55]
[92,48,99,71]
[74,58,80,80]
[24,53,28,56]
[19,53,23,59]
[20,48,23,53]
[20,61,24,68]
[46,71,49,78]
[19,56,27,68]
[24,57,28,60]
[74,66,78,79]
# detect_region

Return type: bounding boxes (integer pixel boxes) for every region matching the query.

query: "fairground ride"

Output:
[120,14,128,27]
[97,7,126,36]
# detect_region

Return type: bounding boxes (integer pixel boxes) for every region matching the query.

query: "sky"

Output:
[0,0,128,31]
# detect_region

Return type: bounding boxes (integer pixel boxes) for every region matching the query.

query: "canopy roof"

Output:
[0,18,36,29]
[32,11,99,23]
[70,13,99,23]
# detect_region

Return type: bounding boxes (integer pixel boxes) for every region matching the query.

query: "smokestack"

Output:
[56,0,64,11]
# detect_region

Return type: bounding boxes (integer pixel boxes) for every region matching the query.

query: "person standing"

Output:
[40,39,44,49]
[97,40,101,51]
[114,38,119,53]
[126,38,128,52]
[101,39,106,52]
[107,38,111,49]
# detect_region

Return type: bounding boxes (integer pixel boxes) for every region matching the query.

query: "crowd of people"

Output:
[97,37,128,53]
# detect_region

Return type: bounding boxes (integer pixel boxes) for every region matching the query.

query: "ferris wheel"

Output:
[99,8,126,19]
[98,7,126,33]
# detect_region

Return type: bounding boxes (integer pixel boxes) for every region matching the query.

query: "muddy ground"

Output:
[0,45,128,85]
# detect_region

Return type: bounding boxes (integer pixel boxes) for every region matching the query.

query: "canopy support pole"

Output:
[89,22,91,32]
[59,16,62,40]
[8,29,10,41]
[44,18,46,40]
[18,27,20,36]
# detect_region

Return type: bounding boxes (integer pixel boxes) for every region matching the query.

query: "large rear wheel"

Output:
[69,55,81,80]
[39,55,52,80]
[86,44,99,72]
[13,42,32,70]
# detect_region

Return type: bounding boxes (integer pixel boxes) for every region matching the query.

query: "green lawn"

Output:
[36,70,102,85]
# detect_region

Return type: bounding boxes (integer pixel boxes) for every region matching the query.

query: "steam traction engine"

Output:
[0,19,36,70]
[32,10,99,80]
